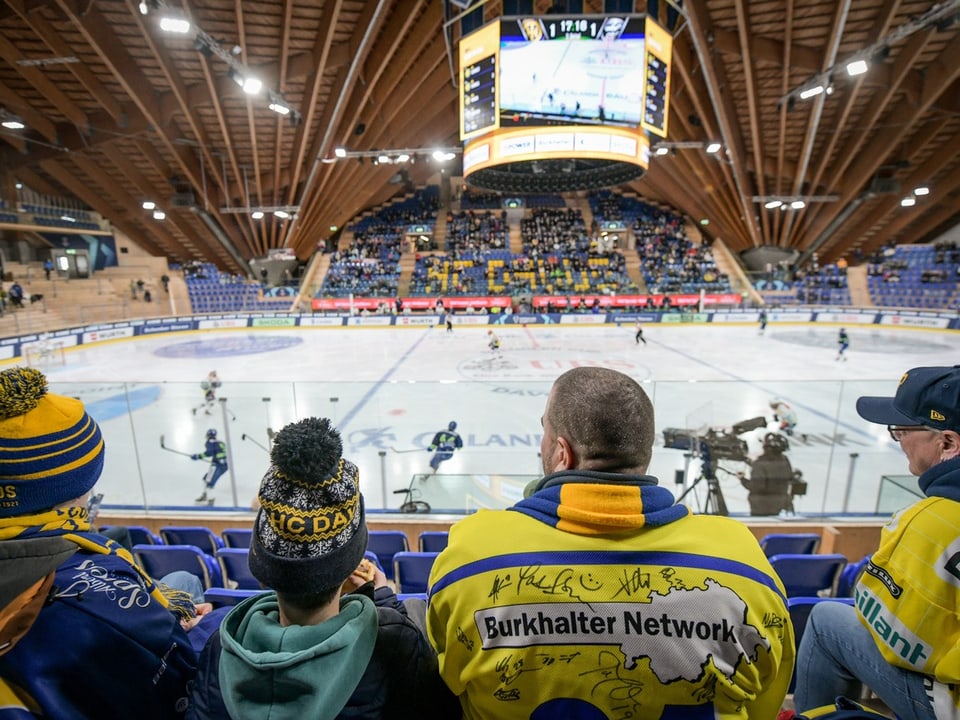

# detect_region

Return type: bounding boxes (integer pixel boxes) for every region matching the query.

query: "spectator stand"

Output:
[866,242,960,310]
[319,186,440,301]
[633,203,732,297]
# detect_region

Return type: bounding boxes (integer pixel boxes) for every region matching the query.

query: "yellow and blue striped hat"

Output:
[0,367,105,517]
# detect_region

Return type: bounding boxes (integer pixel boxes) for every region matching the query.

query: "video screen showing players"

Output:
[498,16,647,129]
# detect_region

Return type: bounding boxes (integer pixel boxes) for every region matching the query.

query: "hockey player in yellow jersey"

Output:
[795,365,960,719]
[427,366,794,719]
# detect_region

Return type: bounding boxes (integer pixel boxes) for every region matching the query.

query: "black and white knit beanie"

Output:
[248,417,367,594]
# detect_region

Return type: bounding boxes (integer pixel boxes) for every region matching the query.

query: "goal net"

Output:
[23,340,66,370]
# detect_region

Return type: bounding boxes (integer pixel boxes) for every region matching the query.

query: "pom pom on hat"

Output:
[0,367,105,517]
[248,417,367,594]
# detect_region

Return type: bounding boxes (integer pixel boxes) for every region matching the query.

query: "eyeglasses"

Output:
[887,426,933,442]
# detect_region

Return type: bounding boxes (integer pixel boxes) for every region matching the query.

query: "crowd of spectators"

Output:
[319,187,440,299]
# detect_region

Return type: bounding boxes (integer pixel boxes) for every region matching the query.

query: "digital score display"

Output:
[642,17,672,138]
[459,21,500,141]
[459,15,672,140]
[462,55,497,137]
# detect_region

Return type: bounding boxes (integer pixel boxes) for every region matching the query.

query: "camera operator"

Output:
[740,433,794,516]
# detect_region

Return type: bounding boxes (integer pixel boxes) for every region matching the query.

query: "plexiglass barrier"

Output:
[56,378,915,517]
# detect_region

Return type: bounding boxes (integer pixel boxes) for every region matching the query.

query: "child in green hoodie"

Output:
[186,417,459,720]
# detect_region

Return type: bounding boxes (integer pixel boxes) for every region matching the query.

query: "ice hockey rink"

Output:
[20,318,960,518]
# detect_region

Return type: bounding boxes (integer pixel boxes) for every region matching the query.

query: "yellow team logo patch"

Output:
[898,372,909,387]
[931,409,946,421]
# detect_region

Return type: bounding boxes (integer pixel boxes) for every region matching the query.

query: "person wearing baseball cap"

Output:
[795,366,960,719]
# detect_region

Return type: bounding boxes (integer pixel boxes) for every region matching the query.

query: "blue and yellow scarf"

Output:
[0,506,195,620]
[511,470,690,535]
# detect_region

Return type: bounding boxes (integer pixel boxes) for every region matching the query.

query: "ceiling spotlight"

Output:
[159,15,191,33]
[900,196,916,207]
[799,84,825,100]
[699,218,710,225]
[378,154,390,164]
[142,200,156,210]
[138,1,149,15]
[1,118,25,130]
[251,211,264,220]
[274,210,290,219]
[705,142,722,154]
[654,146,670,156]
[846,59,868,76]
[153,209,166,220]
[914,186,930,196]
[432,150,455,161]
[764,200,783,209]
[241,76,262,95]
[790,200,806,209]
[397,153,410,163]
[268,100,290,115]
[334,147,347,158]
[330,225,338,232]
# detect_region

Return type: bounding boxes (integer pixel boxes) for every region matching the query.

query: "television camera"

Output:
[662,416,768,515]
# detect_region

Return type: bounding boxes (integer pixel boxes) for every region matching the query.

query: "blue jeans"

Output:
[794,601,936,719]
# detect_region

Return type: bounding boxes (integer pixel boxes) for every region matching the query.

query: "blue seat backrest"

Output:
[221,528,253,549]
[367,531,409,580]
[216,548,260,590]
[769,553,847,597]
[134,544,223,589]
[393,551,440,594]
[759,533,821,557]
[160,526,225,555]
[418,531,449,553]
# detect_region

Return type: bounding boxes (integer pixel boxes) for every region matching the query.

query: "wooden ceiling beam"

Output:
[0,32,88,130]
[798,32,960,253]
[6,0,124,122]
[679,3,763,248]
[0,79,57,141]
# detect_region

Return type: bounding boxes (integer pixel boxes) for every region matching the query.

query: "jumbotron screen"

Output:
[459,14,672,141]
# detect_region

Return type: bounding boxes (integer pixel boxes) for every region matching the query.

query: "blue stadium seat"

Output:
[204,587,267,608]
[836,555,871,598]
[759,533,821,557]
[367,530,409,580]
[787,596,855,692]
[160,526,225,555]
[768,553,847,597]
[134,544,223,589]
[221,528,253,549]
[216,548,260,590]
[393,551,439,595]
[418,531,449,553]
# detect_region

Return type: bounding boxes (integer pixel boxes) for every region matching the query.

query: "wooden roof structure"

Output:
[1,0,958,274]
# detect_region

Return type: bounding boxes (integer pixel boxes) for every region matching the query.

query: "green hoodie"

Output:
[218,591,378,720]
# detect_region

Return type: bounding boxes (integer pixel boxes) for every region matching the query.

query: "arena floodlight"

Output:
[765,200,783,209]
[900,197,916,207]
[914,186,930,196]
[845,59,868,76]
[334,147,347,158]
[799,85,825,100]
[159,15,191,33]
[705,142,722,154]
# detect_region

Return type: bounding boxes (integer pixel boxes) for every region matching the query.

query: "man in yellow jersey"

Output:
[795,365,960,720]
[427,366,794,719]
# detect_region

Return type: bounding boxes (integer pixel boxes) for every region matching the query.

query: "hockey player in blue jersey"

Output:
[193,428,228,504]
[427,421,463,473]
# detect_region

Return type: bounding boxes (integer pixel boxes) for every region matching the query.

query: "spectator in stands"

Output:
[7,281,24,308]
[0,367,200,718]
[161,273,170,293]
[187,417,457,720]
[794,365,960,719]
[43,258,53,280]
[427,366,795,719]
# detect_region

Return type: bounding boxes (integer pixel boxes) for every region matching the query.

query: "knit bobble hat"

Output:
[0,367,105,518]
[249,417,368,595]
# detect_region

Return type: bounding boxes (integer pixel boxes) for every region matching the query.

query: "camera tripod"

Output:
[675,453,729,516]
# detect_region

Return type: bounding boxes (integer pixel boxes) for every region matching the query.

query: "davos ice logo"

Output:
[84,385,162,423]
[154,335,302,358]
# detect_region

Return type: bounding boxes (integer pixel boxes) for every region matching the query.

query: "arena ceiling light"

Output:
[705,142,722,154]
[780,0,960,109]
